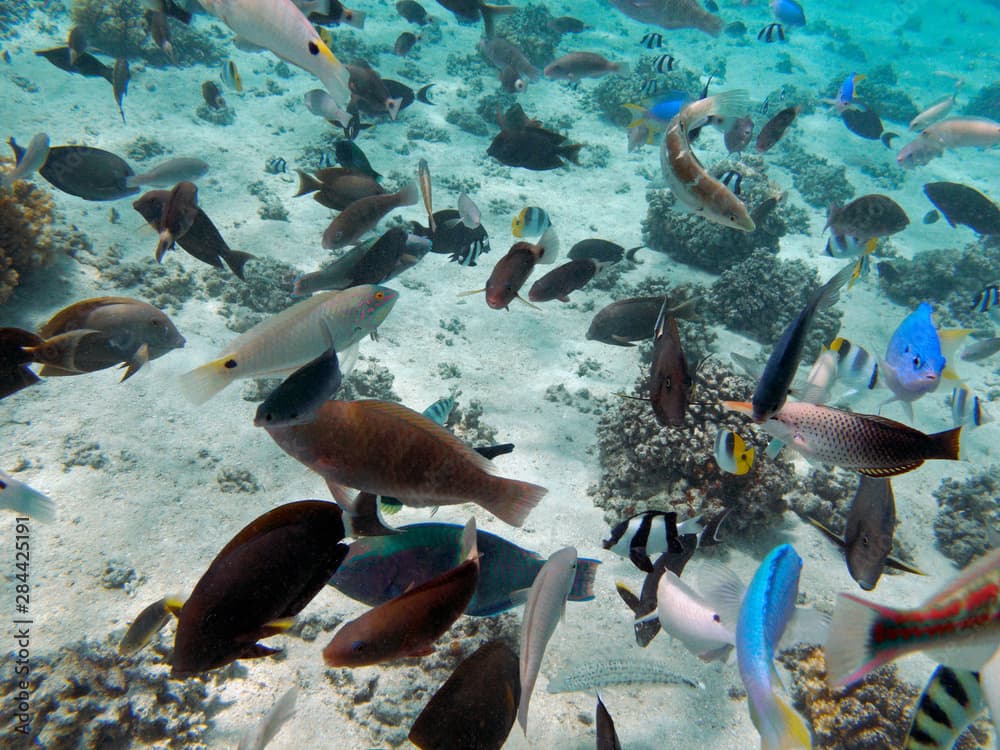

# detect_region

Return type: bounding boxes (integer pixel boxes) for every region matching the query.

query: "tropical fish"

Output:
[587,296,697,347]
[266,399,547,534]
[221,59,243,91]
[527,259,599,303]
[334,140,381,179]
[961,337,1000,362]
[294,166,384,210]
[841,102,887,141]
[755,105,801,153]
[724,116,754,152]
[596,695,623,750]
[603,510,722,573]
[482,227,559,310]
[607,0,722,36]
[512,206,551,239]
[726,400,961,476]
[922,182,1000,236]
[323,518,479,666]
[544,52,627,81]
[112,57,129,124]
[145,9,175,62]
[654,563,740,662]
[903,667,985,750]
[434,0,516,38]
[416,158,436,232]
[0,328,43,399]
[67,25,87,66]
[238,686,298,750]
[127,157,210,188]
[653,53,677,72]
[479,37,540,83]
[455,192,481,230]
[897,117,1000,169]
[393,30,419,56]
[0,469,56,522]
[828,337,879,395]
[299,0,367,28]
[825,194,910,244]
[202,80,226,109]
[346,61,403,120]
[661,91,755,231]
[922,209,940,225]
[295,227,427,295]
[397,0,431,23]
[150,181,199,262]
[950,384,993,430]
[322,183,419,250]
[714,429,755,475]
[253,348,341,427]
[825,546,1000,687]
[302,88,351,128]
[179,285,397,404]
[757,23,785,42]
[198,0,351,107]
[617,540,701,649]
[751,262,853,422]
[329,522,599,617]
[641,32,663,49]
[415,208,491,266]
[736,544,813,750]
[802,476,924,590]
[169,500,349,676]
[265,157,287,175]
[548,16,587,34]
[519,547,578,733]
[770,0,805,26]
[909,93,958,131]
[568,239,636,263]
[829,72,865,113]
[408,641,520,750]
[650,307,692,427]
[972,285,1000,314]
[34,45,113,81]
[119,597,174,657]
[1,132,49,190]
[488,107,583,170]
[20,143,138,201]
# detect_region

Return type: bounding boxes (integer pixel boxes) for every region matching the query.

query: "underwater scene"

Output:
[1,0,1000,747]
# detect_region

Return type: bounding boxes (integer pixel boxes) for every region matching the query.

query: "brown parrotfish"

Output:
[294,167,384,211]
[322,182,418,250]
[527,258,598,303]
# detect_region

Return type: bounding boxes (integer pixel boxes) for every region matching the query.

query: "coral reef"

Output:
[589,61,701,127]
[966,80,1000,121]
[707,251,843,357]
[785,466,860,531]
[772,140,855,210]
[0,169,59,307]
[779,644,918,750]
[590,359,795,534]
[0,635,225,748]
[643,156,794,274]
[448,398,500,446]
[494,3,561,70]
[933,467,1000,568]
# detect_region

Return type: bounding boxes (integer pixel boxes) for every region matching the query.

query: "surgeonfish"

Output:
[724,400,962,477]
[329,522,599,617]
[265,399,547,535]
[346,61,403,120]
[661,90,756,231]
[198,0,351,107]
[770,0,805,26]
[323,518,479,666]
[596,694,623,750]
[0,328,43,398]
[488,106,583,170]
[825,546,1000,688]
[408,641,520,750]
[238,686,298,750]
[0,469,56,522]
[649,305,692,427]
[737,545,814,750]
[951,384,993,430]
[923,182,1000,236]
[511,206,551,238]
[1,132,49,190]
[11,142,139,201]
[294,165,384,210]
[519,547,578,734]
[169,500,349,676]
[902,667,985,750]
[253,347,341,427]
[568,239,634,263]
[179,285,397,404]
[713,429,755,475]
[897,117,1000,169]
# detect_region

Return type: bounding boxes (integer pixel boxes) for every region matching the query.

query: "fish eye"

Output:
[861,533,870,547]
[374,291,384,301]
[224,359,238,369]
[664,375,672,390]
[308,41,320,55]
[913,355,921,368]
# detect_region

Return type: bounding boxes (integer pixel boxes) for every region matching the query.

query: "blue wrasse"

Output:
[751,261,854,422]
[736,544,813,750]
[328,522,598,617]
[826,72,865,113]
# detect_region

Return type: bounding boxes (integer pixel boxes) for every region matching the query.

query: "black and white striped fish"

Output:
[640,32,663,49]
[951,385,992,429]
[757,22,785,42]
[653,54,676,73]
[903,667,984,750]
[720,170,743,196]
[318,151,336,169]
[265,157,287,174]
[602,510,727,573]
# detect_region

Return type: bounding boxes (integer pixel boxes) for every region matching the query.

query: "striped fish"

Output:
[602,509,725,573]
[904,667,984,750]
[512,206,551,239]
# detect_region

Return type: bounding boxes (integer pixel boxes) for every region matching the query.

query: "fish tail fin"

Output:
[178,358,235,405]
[559,142,583,165]
[614,581,643,616]
[534,225,560,265]
[386,97,403,121]
[0,479,56,523]
[569,558,600,601]
[480,477,546,527]
[481,4,517,39]
[0,327,43,398]
[825,592,903,687]
[928,425,962,461]
[814,260,856,309]
[396,181,419,207]
[294,169,322,197]
[222,250,255,280]
[708,89,750,120]
[343,8,366,29]
[763,692,812,750]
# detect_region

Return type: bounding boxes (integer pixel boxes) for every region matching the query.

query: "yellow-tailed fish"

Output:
[511,206,550,239]
[198,0,350,107]
[713,429,755,475]
[179,285,397,404]
[221,59,242,91]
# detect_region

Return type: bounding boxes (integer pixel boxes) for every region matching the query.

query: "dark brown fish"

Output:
[171,500,349,676]
[294,167,384,210]
[923,182,1000,236]
[67,26,87,66]
[409,640,521,750]
[0,328,43,399]
[724,115,754,152]
[587,296,697,346]
[435,0,516,37]
[488,105,582,170]
[568,239,627,263]
[485,243,543,309]
[649,307,691,427]
[133,191,254,278]
[755,105,801,153]
[145,9,175,62]
[201,80,226,109]
[842,102,883,140]
[347,61,402,120]
[322,182,419,249]
[547,16,588,33]
[394,31,419,56]
[414,208,491,266]
[825,194,910,243]
[35,144,137,201]
[153,181,199,262]
[112,58,130,124]
[397,0,431,24]
[528,259,598,303]
[34,46,113,82]
[28,297,185,379]
[596,695,623,750]
[322,519,479,667]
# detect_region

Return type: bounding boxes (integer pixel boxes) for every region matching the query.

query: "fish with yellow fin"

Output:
[511,206,550,239]
[713,429,755,475]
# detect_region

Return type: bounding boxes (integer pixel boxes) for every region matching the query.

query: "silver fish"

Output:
[0,469,56,522]
[238,686,298,750]
[1,132,49,190]
[126,157,209,188]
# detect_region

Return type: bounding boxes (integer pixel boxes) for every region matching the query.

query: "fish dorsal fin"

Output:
[884,554,926,576]
[38,297,142,338]
[799,514,846,549]
[694,561,744,628]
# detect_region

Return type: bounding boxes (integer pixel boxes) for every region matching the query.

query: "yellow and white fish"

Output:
[221,59,242,91]
[179,284,397,404]
[713,429,755,475]
[199,0,351,107]
[512,206,551,239]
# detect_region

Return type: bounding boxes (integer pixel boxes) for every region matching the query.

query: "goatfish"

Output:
[238,686,298,750]
[660,90,756,231]
[179,285,397,404]
[0,469,56,522]
[519,547,578,734]
[324,518,479,667]
[198,0,351,108]
[825,546,1000,688]
[898,117,1000,169]
[903,667,985,750]
[511,206,550,238]
[736,544,814,750]
[750,261,853,422]
[801,476,924,591]
[169,500,349,676]
[724,401,961,477]
[265,399,547,535]
[714,429,755,475]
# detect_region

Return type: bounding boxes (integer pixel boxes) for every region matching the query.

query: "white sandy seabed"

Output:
[1,0,1000,747]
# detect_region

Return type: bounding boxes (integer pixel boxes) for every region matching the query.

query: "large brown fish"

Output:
[323,518,479,666]
[923,182,1000,236]
[322,182,418,250]
[408,640,521,750]
[825,194,909,244]
[0,328,43,399]
[607,0,722,36]
[294,167,383,210]
[265,399,546,534]
[527,259,598,303]
[725,400,961,477]
[587,296,697,346]
[484,229,559,309]
[755,105,801,153]
[149,181,199,262]
[171,500,349,676]
[649,305,691,427]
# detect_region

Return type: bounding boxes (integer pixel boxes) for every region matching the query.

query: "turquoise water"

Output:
[1,0,999,747]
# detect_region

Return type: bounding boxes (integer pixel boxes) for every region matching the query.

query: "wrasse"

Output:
[898,117,1000,169]
[660,90,755,231]
[724,401,961,477]
[825,546,1000,687]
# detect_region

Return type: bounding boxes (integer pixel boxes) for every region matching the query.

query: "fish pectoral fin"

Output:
[239,642,282,660]
[884,554,927,576]
[610,335,635,346]
[120,343,150,381]
[798,514,846,548]
[697,644,733,663]
[780,606,830,650]
[258,618,296,637]
[164,596,186,617]
[614,582,642,616]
